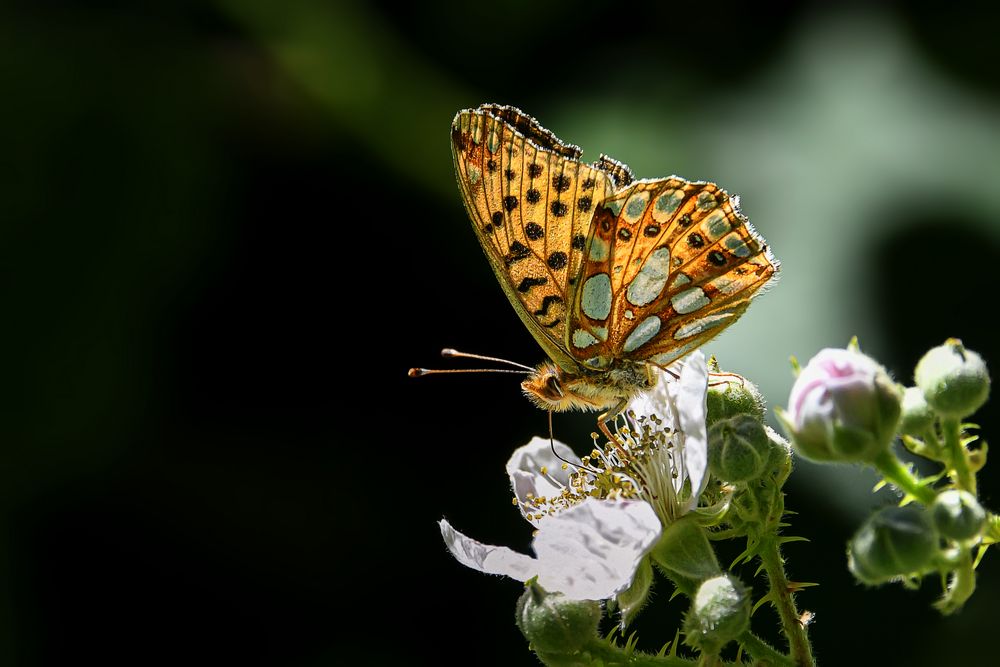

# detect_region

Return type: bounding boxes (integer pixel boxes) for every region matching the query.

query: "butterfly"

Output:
[450,104,778,432]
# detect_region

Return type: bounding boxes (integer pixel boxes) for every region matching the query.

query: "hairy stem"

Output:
[938,547,976,614]
[942,417,977,495]
[757,537,815,667]
[560,639,697,666]
[871,448,936,505]
[737,630,796,667]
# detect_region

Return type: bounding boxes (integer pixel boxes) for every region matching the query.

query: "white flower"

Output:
[439,351,709,600]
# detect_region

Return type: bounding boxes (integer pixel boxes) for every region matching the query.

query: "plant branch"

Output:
[942,417,977,495]
[756,537,815,667]
[871,448,936,505]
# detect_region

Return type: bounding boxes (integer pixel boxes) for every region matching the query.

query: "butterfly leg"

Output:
[597,397,629,451]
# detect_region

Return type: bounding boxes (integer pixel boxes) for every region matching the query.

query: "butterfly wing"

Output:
[451,105,617,373]
[568,178,778,369]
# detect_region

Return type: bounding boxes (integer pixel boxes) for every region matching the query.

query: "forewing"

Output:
[451,105,615,371]
[568,178,778,369]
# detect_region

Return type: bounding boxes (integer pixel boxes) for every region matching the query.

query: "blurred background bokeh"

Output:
[2,1,998,665]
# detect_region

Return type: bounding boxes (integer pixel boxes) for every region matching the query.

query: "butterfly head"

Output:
[521,362,576,411]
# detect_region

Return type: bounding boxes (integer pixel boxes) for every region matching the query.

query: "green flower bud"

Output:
[915,339,990,419]
[515,581,601,654]
[931,490,986,543]
[848,506,939,584]
[683,574,750,655]
[899,386,936,437]
[708,415,770,483]
[764,426,793,480]
[706,373,765,428]
[780,347,902,463]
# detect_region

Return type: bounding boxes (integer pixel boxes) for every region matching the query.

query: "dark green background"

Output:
[2,1,998,665]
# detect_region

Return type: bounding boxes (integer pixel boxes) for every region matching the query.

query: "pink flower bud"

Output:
[779,348,902,463]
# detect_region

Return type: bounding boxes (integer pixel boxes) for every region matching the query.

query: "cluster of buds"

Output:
[778,338,992,611]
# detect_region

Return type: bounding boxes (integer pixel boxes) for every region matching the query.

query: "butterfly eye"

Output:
[545,375,564,398]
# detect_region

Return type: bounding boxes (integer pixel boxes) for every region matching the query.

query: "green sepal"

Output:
[616,557,654,628]
[650,517,722,596]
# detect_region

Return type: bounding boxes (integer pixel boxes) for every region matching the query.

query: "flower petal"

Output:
[439,519,538,581]
[507,436,581,526]
[626,367,677,431]
[439,499,662,601]
[675,351,709,504]
[531,499,662,600]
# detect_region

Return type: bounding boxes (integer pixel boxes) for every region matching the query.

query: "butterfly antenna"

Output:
[439,348,535,371]
[408,348,534,377]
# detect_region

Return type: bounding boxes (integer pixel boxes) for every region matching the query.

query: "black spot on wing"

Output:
[517,276,548,293]
[505,241,531,266]
[533,295,564,316]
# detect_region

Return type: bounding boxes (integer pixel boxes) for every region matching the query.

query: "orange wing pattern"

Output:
[451,105,620,372]
[568,178,778,370]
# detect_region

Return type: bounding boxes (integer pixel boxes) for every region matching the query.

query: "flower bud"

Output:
[848,506,939,584]
[683,574,750,655]
[914,339,990,419]
[706,374,765,428]
[780,347,902,463]
[931,490,986,543]
[898,386,936,437]
[515,581,601,654]
[764,426,793,479]
[708,415,770,483]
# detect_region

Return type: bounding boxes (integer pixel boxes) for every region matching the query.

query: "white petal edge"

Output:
[626,367,677,431]
[440,498,662,600]
[439,519,538,581]
[676,351,709,506]
[506,437,581,526]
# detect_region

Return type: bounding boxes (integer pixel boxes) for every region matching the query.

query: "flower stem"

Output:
[757,536,815,667]
[738,630,796,667]
[572,639,697,666]
[937,546,976,614]
[870,448,936,505]
[942,417,977,495]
